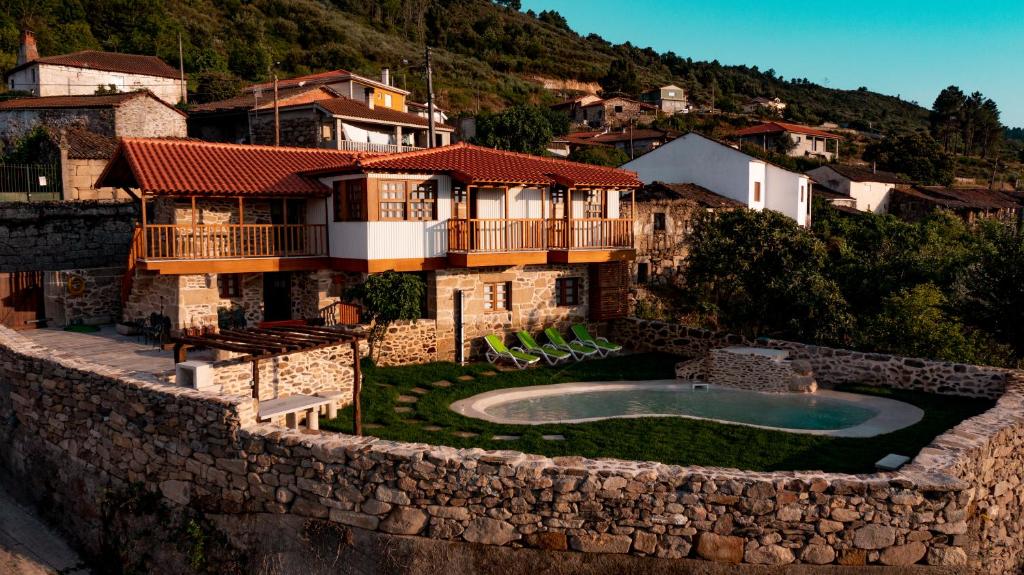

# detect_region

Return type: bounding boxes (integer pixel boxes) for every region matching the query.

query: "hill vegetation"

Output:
[1,0,932,132]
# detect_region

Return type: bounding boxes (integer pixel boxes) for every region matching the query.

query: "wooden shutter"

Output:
[588,261,629,321]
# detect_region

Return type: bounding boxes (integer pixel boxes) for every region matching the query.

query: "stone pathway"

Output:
[456,375,475,381]
[409,387,429,395]
[394,406,413,414]
[21,326,180,377]
[0,483,92,575]
[429,380,452,388]
[542,434,566,441]
[396,395,419,404]
[492,435,520,441]
[452,431,479,438]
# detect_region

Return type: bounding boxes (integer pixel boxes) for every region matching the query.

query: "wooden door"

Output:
[588,262,630,321]
[262,272,292,322]
[0,272,45,330]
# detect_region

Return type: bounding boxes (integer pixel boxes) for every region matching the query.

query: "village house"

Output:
[4,31,185,106]
[733,121,842,161]
[741,96,787,116]
[246,68,409,114]
[96,140,640,361]
[806,164,907,213]
[621,182,743,285]
[187,85,341,144]
[640,84,689,115]
[572,97,657,128]
[0,91,187,200]
[621,132,812,226]
[556,128,680,159]
[888,185,1023,223]
[406,101,449,125]
[549,94,603,122]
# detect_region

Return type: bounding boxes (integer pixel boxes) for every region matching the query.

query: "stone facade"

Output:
[43,266,124,326]
[612,318,1009,399]
[374,319,438,367]
[62,157,125,201]
[1,325,1024,572]
[679,347,817,393]
[251,111,321,148]
[152,197,274,225]
[209,341,358,403]
[0,200,136,272]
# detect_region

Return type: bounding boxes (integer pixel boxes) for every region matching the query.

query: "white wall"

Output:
[805,166,894,214]
[622,133,755,207]
[765,165,809,226]
[8,63,185,105]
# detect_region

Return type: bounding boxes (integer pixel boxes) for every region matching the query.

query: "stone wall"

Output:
[251,111,321,148]
[699,347,816,393]
[611,318,1008,399]
[62,158,128,201]
[209,341,358,403]
[374,319,438,367]
[622,198,699,286]
[2,324,1024,572]
[43,266,124,326]
[0,200,136,272]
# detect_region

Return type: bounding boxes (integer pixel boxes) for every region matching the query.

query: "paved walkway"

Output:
[0,483,92,575]
[21,326,176,377]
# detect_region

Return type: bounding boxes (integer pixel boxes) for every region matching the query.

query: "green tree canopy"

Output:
[568,145,629,167]
[864,133,955,185]
[473,104,555,154]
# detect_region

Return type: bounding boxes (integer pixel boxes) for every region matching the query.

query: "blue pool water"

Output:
[484,387,878,430]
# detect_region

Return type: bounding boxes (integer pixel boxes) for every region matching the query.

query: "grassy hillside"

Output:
[1,0,929,132]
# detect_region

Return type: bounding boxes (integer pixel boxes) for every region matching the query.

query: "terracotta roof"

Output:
[823,164,905,184]
[333,142,642,187]
[895,186,1022,211]
[0,90,186,116]
[190,86,338,114]
[6,50,181,79]
[734,122,842,140]
[637,182,744,208]
[95,139,377,197]
[63,128,118,160]
[587,129,680,144]
[312,97,452,131]
[580,97,657,110]
[247,69,409,96]
[406,101,447,113]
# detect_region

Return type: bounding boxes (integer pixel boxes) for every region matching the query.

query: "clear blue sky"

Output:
[521,0,1024,127]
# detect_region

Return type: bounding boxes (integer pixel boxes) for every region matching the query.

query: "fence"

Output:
[0,164,63,202]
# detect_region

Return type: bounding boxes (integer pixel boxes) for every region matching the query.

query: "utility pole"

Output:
[425,46,436,148]
[177,33,186,104]
[273,72,280,147]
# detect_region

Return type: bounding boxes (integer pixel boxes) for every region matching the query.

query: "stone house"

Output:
[97,139,641,361]
[187,85,341,144]
[4,30,185,105]
[0,91,187,201]
[888,185,1023,223]
[576,97,657,128]
[806,164,907,214]
[640,84,689,115]
[741,96,787,116]
[621,182,743,285]
[733,121,842,161]
[622,132,812,227]
[562,128,680,159]
[246,68,410,113]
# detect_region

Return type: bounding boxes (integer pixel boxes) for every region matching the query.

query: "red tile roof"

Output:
[733,121,842,140]
[247,69,409,96]
[897,185,1022,211]
[344,142,642,187]
[190,86,338,114]
[63,127,118,160]
[8,51,181,79]
[312,97,452,131]
[0,90,184,114]
[96,139,377,197]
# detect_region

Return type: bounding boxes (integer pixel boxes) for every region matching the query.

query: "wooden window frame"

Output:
[555,277,581,307]
[218,274,242,298]
[378,181,407,221]
[753,181,762,203]
[408,180,438,221]
[653,212,666,232]
[483,281,511,312]
[584,189,605,219]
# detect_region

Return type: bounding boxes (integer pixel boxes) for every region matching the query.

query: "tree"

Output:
[473,105,555,154]
[600,58,640,97]
[347,271,425,360]
[864,133,955,185]
[683,209,852,345]
[192,71,243,104]
[568,146,630,167]
[958,222,1024,359]
[930,85,966,152]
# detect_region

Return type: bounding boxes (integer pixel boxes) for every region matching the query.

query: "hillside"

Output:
[1,0,929,133]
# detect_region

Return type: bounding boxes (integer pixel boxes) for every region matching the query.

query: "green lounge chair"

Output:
[516,330,571,365]
[571,324,623,357]
[544,327,598,361]
[484,334,540,369]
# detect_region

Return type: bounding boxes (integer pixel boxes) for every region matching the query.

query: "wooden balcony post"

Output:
[564,187,572,249]
[282,199,289,257]
[503,186,510,251]
[630,187,636,247]
[140,190,148,258]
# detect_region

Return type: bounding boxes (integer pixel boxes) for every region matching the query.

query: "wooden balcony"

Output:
[337,141,422,154]
[135,224,330,274]
[446,218,634,266]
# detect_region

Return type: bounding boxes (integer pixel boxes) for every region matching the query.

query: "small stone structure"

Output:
[676,346,817,393]
[2,321,1024,572]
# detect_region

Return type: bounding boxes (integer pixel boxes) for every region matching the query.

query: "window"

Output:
[409,181,437,221]
[334,180,366,221]
[753,182,762,203]
[321,122,334,140]
[637,263,649,284]
[379,181,406,220]
[668,91,676,97]
[218,274,241,298]
[483,282,510,311]
[653,212,666,231]
[800,185,805,202]
[584,189,604,218]
[613,105,624,113]
[811,137,818,151]
[384,94,393,108]
[555,277,580,306]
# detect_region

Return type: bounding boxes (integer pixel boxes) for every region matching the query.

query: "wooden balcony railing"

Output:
[337,141,422,154]
[447,218,632,252]
[138,224,327,260]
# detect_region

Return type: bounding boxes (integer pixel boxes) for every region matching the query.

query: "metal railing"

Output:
[447,218,633,252]
[336,141,422,154]
[0,164,62,202]
[137,224,327,260]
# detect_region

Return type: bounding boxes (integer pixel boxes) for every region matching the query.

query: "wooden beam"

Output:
[252,359,260,400]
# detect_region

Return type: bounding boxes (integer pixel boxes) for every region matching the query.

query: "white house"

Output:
[621,132,811,226]
[806,164,905,214]
[5,31,185,105]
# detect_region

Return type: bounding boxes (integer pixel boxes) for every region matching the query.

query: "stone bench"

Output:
[259,395,333,431]
[316,390,347,419]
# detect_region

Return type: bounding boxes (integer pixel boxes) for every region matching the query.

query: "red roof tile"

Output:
[247,69,409,95]
[347,142,642,188]
[8,50,181,79]
[96,139,376,197]
[0,90,184,114]
[190,86,339,114]
[312,98,453,131]
[734,121,842,140]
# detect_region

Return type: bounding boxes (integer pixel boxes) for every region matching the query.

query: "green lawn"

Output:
[321,353,994,473]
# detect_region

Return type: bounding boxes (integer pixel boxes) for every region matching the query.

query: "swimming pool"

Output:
[449,381,924,437]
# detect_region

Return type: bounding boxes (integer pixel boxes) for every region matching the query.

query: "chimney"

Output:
[364,87,374,109]
[381,67,390,86]
[17,30,39,66]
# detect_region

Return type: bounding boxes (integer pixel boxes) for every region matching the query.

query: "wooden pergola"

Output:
[172,325,367,434]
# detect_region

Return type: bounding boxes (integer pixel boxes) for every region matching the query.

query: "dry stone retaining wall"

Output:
[1,324,1023,572]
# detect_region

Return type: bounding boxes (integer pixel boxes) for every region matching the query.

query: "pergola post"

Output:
[251,359,260,400]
